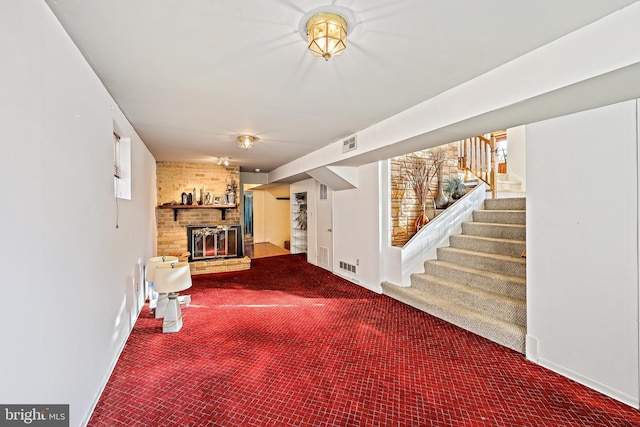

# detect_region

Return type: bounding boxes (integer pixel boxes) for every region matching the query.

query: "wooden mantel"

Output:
[158,204,237,221]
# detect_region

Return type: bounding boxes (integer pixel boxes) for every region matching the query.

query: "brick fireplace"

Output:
[155,162,250,275]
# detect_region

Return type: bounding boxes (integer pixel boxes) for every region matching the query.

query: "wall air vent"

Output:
[342,136,357,153]
[319,247,329,268]
[339,261,357,274]
[319,184,328,200]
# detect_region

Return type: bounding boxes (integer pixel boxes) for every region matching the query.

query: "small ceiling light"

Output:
[237,135,255,150]
[306,12,347,61]
[217,156,230,166]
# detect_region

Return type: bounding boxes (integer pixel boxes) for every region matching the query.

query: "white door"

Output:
[316,182,333,271]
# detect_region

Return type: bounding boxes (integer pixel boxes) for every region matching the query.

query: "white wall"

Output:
[526,100,639,406]
[263,193,290,248]
[506,125,526,188]
[332,163,381,292]
[0,2,157,425]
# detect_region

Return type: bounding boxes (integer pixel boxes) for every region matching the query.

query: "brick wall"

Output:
[391,142,460,246]
[156,162,241,256]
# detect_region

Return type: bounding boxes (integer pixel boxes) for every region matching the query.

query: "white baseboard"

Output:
[525,334,539,363]
[538,357,640,409]
[333,271,383,294]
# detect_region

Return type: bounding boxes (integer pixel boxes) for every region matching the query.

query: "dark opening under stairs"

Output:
[382,197,526,353]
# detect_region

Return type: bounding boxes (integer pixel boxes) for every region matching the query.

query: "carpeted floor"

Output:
[89,254,640,426]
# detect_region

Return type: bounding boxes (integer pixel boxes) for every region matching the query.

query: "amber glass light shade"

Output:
[237,135,255,149]
[306,12,347,61]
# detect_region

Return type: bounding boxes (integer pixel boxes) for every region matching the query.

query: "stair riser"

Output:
[497,182,523,191]
[381,286,525,353]
[484,197,525,210]
[410,275,526,326]
[437,248,526,278]
[472,210,525,225]
[449,235,525,257]
[462,222,526,240]
[496,191,527,198]
[423,261,526,300]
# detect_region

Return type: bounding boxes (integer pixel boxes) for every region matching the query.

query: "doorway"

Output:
[244,191,253,244]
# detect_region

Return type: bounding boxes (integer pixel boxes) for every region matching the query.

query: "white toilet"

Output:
[145,256,179,318]
[153,262,193,333]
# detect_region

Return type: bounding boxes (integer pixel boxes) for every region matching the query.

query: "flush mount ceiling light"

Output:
[237,135,255,150]
[217,156,230,166]
[306,12,347,61]
[298,6,355,62]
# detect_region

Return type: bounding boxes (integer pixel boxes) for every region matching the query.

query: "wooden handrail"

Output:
[457,133,498,198]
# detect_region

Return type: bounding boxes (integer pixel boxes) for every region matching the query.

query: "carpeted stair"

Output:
[382,197,526,353]
[496,173,526,198]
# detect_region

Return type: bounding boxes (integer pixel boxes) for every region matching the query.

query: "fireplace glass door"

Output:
[188,225,241,261]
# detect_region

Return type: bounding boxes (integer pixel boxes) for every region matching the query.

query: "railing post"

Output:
[490,135,497,199]
[457,133,500,199]
[483,138,487,180]
[473,137,478,177]
[464,138,470,180]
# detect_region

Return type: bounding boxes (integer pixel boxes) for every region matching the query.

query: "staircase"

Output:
[382,197,526,353]
[496,173,526,198]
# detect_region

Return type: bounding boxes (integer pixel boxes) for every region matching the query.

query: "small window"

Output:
[112,132,131,200]
[113,132,121,178]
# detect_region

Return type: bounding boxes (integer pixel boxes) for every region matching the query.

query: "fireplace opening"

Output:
[187,225,243,262]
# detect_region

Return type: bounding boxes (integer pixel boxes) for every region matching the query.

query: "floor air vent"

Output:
[339,261,357,274]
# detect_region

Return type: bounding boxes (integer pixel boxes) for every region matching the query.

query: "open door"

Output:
[243,191,254,242]
[316,182,333,271]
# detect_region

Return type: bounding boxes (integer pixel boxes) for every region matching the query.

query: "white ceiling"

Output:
[45,0,637,173]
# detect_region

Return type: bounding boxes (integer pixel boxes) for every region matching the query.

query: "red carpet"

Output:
[89,254,640,426]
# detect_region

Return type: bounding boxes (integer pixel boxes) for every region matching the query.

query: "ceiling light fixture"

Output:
[306,12,347,61]
[217,156,230,166]
[237,135,255,150]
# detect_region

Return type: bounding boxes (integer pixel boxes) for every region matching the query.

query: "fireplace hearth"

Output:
[187,225,243,262]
